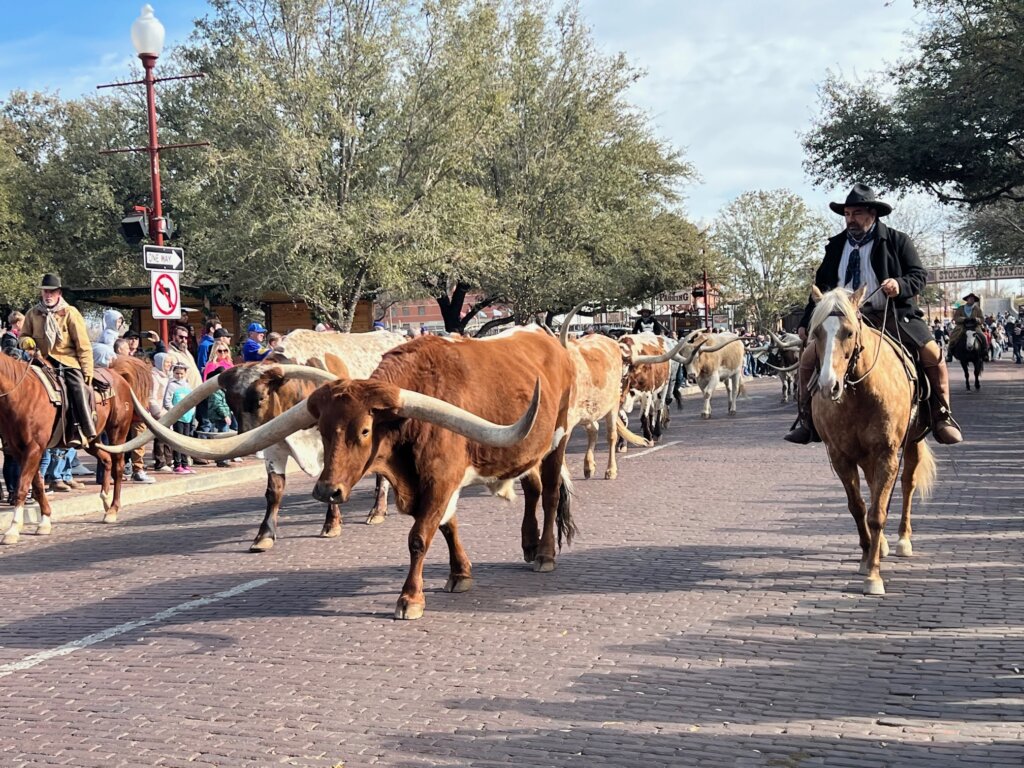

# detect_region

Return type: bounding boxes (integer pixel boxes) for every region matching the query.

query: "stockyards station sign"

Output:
[927,264,1024,283]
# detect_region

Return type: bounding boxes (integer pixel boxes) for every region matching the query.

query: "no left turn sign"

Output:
[151,270,181,320]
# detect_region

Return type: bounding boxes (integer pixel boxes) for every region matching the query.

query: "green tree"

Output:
[712,190,829,332]
[803,0,1024,207]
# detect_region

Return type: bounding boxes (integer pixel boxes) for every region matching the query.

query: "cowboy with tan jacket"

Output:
[21,273,97,445]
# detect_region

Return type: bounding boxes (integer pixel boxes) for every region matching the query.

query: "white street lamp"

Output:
[131,4,165,58]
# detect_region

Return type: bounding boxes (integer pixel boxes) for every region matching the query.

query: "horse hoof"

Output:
[583,466,593,480]
[35,521,52,536]
[249,537,275,553]
[102,510,118,524]
[444,576,473,593]
[2,531,19,545]
[880,535,890,558]
[701,413,711,420]
[99,492,113,512]
[522,545,537,563]
[896,539,913,557]
[858,559,871,576]
[863,578,886,596]
[365,513,386,526]
[975,383,981,390]
[394,599,424,620]
[533,556,556,573]
[319,525,342,538]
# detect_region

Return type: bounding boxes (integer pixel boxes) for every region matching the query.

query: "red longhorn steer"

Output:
[129,327,577,621]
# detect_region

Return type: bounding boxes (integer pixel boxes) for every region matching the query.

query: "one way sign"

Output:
[143,245,185,272]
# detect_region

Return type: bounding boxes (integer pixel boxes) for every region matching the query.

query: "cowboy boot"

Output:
[923,360,963,445]
[784,357,820,444]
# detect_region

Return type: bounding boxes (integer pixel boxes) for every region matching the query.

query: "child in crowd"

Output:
[164,362,196,474]
[149,353,174,472]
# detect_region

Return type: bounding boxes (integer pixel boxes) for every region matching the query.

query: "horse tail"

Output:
[109,356,153,404]
[912,440,937,502]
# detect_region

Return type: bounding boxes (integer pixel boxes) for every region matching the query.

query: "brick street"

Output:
[1,362,1023,767]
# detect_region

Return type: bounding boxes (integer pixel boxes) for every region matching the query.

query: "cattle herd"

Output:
[9,312,791,620]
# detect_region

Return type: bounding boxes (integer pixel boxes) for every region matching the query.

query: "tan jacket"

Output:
[22,303,94,381]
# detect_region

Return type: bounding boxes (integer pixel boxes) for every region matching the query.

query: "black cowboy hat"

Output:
[39,273,62,290]
[638,308,653,315]
[962,292,981,302]
[829,183,893,217]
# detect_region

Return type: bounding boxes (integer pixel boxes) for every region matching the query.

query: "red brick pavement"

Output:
[1,362,1023,767]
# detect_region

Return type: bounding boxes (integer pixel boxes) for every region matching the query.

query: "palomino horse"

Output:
[950,325,986,391]
[808,285,937,596]
[0,355,151,544]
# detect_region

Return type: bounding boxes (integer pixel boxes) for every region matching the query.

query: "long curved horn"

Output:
[770,331,802,349]
[397,380,541,448]
[762,360,801,372]
[98,375,229,455]
[672,337,709,366]
[631,335,690,365]
[126,389,317,461]
[698,335,744,354]
[559,301,588,348]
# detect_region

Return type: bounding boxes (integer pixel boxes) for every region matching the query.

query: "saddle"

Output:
[30,360,116,449]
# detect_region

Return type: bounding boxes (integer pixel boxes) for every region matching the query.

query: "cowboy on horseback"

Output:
[784,184,962,446]
[947,292,987,357]
[19,273,98,448]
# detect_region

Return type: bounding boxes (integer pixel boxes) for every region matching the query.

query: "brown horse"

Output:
[0,355,151,544]
[808,285,937,596]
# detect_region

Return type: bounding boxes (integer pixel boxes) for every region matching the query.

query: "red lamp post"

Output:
[99,5,206,346]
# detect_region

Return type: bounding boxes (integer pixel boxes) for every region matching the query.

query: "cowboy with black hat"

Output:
[947,291,986,359]
[632,307,666,336]
[784,184,962,445]
[20,273,98,446]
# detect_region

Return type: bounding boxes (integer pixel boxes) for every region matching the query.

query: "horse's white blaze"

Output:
[817,316,842,395]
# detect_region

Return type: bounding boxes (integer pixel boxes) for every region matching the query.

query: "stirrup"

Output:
[931,407,963,445]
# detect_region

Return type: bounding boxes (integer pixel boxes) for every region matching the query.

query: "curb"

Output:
[0,461,293,528]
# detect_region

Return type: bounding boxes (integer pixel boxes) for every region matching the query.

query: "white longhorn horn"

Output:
[396,380,542,448]
[126,389,318,461]
[762,360,801,372]
[559,301,589,348]
[698,335,745,354]
[631,335,691,365]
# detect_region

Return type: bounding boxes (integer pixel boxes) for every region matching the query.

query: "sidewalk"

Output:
[0,456,292,529]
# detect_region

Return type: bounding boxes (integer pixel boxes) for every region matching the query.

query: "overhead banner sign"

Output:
[927,263,1024,283]
[143,244,184,272]
[151,270,181,320]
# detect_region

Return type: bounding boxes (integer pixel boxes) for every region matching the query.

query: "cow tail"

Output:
[616,419,651,447]
[557,463,578,550]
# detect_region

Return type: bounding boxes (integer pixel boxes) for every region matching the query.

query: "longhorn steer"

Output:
[103,329,406,552]
[764,331,802,403]
[675,331,746,419]
[131,327,577,621]
[559,308,649,479]
[617,333,673,444]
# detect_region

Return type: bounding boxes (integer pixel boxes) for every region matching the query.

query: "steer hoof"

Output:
[604,469,617,480]
[319,523,342,539]
[444,576,474,593]
[863,577,886,596]
[249,537,275,553]
[394,599,424,620]
[533,556,556,573]
[365,513,386,526]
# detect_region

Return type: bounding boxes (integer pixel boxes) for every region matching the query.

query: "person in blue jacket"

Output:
[241,322,271,362]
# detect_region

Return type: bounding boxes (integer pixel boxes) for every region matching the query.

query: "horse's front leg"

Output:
[863,455,901,596]
[2,445,45,544]
[960,360,970,391]
[830,452,869,570]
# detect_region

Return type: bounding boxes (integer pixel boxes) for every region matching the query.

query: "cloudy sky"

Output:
[1,0,926,223]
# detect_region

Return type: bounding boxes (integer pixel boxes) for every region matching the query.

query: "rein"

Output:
[841,287,887,389]
[0,356,34,399]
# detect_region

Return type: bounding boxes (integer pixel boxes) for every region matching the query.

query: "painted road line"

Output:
[0,578,277,678]
[619,440,682,460]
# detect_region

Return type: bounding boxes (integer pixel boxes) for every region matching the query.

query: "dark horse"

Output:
[950,323,986,391]
[0,355,152,544]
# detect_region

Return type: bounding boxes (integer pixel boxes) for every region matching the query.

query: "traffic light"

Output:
[119,206,149,245]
